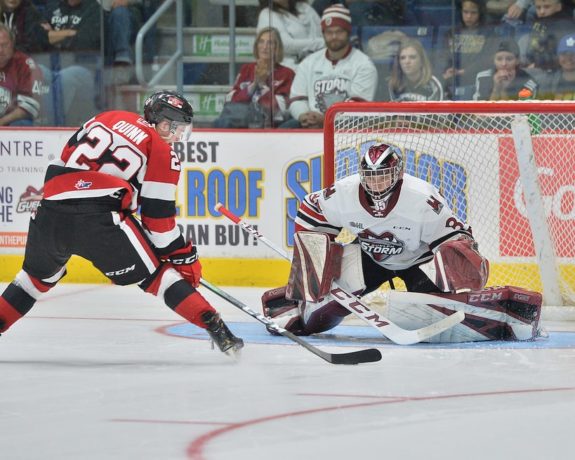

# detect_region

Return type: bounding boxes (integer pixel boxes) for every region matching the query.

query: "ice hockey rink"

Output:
[1,282,575,460]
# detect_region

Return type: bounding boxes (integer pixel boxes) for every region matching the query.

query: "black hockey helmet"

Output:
[359,142,404,201]
[144,90,193,124]
[143,90,193,142]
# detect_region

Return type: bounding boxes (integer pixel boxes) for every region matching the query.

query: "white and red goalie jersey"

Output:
[295,173,474,271]
[42,110,184,256]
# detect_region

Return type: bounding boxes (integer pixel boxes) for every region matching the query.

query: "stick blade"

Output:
[328,348,382,365]
[283,330,381,365]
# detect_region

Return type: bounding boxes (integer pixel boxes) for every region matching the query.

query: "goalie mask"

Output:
[359,143,404,201]
[143,90,194,143]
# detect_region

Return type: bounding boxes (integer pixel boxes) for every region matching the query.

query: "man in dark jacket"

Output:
[40,0,102,125]
[0,0,51,53]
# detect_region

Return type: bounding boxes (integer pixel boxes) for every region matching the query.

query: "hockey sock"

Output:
[0,282,36,332]
[140,266,217,328]
[165,279,216,328]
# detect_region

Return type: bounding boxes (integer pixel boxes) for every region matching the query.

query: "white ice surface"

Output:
[1,283,575,460]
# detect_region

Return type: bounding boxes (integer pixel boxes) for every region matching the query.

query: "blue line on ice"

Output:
[165,322,575,349]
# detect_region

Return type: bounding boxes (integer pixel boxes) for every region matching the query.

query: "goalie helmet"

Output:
[359,143,404,201]
[143,90,194,142]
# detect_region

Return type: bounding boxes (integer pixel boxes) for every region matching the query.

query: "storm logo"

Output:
[314,77,349,112]
[358,231,405,262]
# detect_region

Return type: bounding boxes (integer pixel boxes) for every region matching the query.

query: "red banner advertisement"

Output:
[500,137,575,257]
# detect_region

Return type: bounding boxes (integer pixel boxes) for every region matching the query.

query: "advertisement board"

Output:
[499,136,575,258]
[1,128,573,286]
[0,129,323,262]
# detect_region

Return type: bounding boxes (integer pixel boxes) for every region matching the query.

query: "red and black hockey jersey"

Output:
[42,110,185,255]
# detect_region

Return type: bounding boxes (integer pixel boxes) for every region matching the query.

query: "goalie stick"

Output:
[214,202,464,345]
[199,279,382,365]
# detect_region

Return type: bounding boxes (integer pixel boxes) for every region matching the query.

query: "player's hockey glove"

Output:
[166,242,202,288]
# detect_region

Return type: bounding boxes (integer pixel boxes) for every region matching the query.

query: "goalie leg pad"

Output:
[338,244,367,294]
[434,237,489,292]
[286,232,343,303]
[261,286,304,335]
[261,285,356,336]
[387,286,542,342]
[288,241,366,299]
[300,297,352,335]
[463,286,542,340]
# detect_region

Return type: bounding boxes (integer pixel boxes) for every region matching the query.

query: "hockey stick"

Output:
[199,279,382,365]
[214,202,464,345]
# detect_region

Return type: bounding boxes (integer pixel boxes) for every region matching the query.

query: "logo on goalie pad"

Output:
[358,231,404,261]
[469,291,503,302]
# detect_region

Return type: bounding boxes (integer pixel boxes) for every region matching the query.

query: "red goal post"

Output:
[323,101,575,309]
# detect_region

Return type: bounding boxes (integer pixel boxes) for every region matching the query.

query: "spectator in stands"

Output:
[539,32,575,98]
[282,4,377,129]
[0,0,50,53]
[521,0,574,72]
[42,0,101,53]
[257,0,324,70]
[1,0,92,55]
[437,0,504,99]
[40,0,101,126]
[97,0,158,84]
[213,27,295,128]
[0,23,44,125]
[472,38,539,99]
[439,0,500,99]
[98,0,135,78]
[487,0,519,24]
[387,37,444,101]
[500,0,533,24]
[501,0,572,26]
[312,0,412,26]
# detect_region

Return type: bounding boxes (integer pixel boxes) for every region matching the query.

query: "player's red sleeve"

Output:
[140,138,184,253]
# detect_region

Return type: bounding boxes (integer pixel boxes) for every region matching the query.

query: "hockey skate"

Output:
[201,311,244,356]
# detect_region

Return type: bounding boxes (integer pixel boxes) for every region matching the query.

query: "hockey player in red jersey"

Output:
[262,142,542,342]
[0,90,244,356]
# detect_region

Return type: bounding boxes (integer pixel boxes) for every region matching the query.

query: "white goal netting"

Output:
[324,101,575,311]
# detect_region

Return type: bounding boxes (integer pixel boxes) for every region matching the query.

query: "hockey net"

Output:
[324,101,575,312]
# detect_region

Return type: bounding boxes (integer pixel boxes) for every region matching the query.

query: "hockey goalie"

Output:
[262,142,542,342]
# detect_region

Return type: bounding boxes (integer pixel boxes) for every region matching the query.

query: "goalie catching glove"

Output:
[433,236,489,293]
[163,242,202,288]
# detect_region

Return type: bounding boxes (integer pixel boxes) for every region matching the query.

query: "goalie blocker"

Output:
[262,232,542,342]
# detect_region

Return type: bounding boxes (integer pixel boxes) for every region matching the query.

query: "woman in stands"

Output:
[256,0,324,70]
[387,37,444,101]
[213,27,295,128]
[439,0,501,100]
